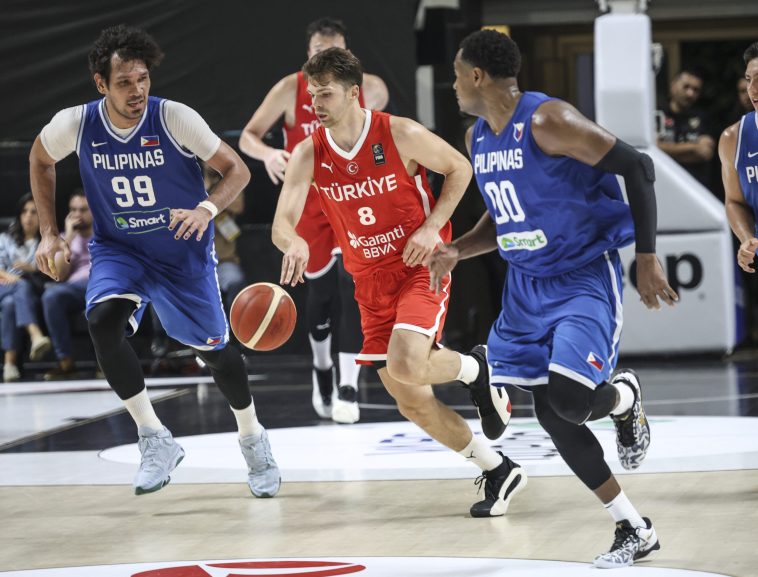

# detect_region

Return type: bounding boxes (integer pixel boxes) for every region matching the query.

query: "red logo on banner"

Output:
[133,560,367,577]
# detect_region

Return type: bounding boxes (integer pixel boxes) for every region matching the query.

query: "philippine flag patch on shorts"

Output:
[586,351,604,371]
[206,336,222,346]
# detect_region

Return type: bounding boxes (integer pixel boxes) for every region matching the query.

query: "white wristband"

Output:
[197,200,218,219]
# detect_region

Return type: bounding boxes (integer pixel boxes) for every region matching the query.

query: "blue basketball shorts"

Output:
[487,250,624,390]
[85,245,228,350]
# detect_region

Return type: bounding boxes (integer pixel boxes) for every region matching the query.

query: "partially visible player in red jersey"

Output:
[240,18,388,424]
[272,47,527,516]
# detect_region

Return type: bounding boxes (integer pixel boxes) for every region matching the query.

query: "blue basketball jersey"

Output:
[735,112,758,231]
[471,91,634,277]
[77,96,214,277]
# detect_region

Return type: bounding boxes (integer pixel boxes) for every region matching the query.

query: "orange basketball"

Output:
[229,283,297,351]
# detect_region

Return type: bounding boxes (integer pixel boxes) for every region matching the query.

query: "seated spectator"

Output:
[41,190,92,380]
[0,193,51,381]
[657,68,716,191]
[150,163,246,355]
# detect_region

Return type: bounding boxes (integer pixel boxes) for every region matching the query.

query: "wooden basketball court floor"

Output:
[1,355,757,577]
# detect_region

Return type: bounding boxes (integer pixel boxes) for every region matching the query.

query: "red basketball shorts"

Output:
[353,265,451,364]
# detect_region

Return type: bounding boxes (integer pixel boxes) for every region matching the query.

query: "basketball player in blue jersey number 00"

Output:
[428,30,679,568]
[720,42,758,275]
[29,25,280,498]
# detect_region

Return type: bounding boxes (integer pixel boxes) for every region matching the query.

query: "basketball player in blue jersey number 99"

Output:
[29,25,280,498]
[428,30,679,569]
[720,42,758,273]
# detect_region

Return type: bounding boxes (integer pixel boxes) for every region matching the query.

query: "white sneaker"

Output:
[133,427,185,495]
[594,517,660,568]
[332,385,360,424]
[3,364,20,383]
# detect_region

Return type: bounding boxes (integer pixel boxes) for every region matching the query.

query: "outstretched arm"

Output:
[239,74,297,184]
[169,141,251,242]
[720,122,758,272]
[390,116,473,267]
[532,100,677,309]
[272,139,315,286]
[29,136,70,280]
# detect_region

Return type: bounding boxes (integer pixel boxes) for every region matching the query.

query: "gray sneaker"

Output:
[611,369,651,470]
[594,517,660,568]
[134,426,185,495]
[239,428,281,498]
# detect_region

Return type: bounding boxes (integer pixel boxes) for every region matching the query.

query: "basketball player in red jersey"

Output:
[272,47,526,517]
[240,18,388,424]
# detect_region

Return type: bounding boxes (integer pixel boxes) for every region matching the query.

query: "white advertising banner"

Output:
[618,233,738,354]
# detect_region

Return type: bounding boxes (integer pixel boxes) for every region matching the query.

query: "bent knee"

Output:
[386,353,430,384]
[547,372,593,425]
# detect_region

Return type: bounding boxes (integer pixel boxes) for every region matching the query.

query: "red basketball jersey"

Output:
[311,110,452,277]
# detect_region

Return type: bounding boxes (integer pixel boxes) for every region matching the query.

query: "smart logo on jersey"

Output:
[513,122,525,142]
[347,226,406,259]
[586,352,604,371]
[140,135,160,147]
[497,229,547,251]
[112,207,171,234]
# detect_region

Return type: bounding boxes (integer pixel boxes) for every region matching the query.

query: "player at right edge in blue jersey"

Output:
[428,30,679,569]
[29,25,280,498]
[720,42,758,275]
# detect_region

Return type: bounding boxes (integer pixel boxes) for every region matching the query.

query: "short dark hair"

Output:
[459,29,521,79]
[303,47,363,89]
[744,41,758,65]
[88,24,164,84]
[673,67,706,83]
[305,17,348,47]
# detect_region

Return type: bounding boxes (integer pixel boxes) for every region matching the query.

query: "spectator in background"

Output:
[657,68,716,193]
[726,76,753,126]
[0,193,51,381]
[41,190,92,380]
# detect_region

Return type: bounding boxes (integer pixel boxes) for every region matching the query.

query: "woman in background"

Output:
[0,193,51,381]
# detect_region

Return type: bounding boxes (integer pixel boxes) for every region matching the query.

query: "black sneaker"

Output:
[594,517,660,568]
[470,452,527,517]
[311,366,335,419]
[461,345,510,440]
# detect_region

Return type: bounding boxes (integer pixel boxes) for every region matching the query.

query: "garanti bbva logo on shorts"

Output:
[113,208,172,234]
[348,225,406,258]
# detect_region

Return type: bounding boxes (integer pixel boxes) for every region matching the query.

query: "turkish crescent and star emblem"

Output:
[347,161,359,175]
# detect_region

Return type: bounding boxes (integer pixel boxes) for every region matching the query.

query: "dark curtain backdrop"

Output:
[1,0,418,139]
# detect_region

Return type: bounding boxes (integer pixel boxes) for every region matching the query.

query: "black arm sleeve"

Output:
[593,139,657,253]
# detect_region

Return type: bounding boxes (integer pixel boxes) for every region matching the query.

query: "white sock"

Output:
[611,381,635,416]
[123,388,163,430]
[309,334,333,371]
[604,490,646,528]
[231,403,263,438]
[455,352,480,384]
[458,434,503,471]
[338,352,360,388]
